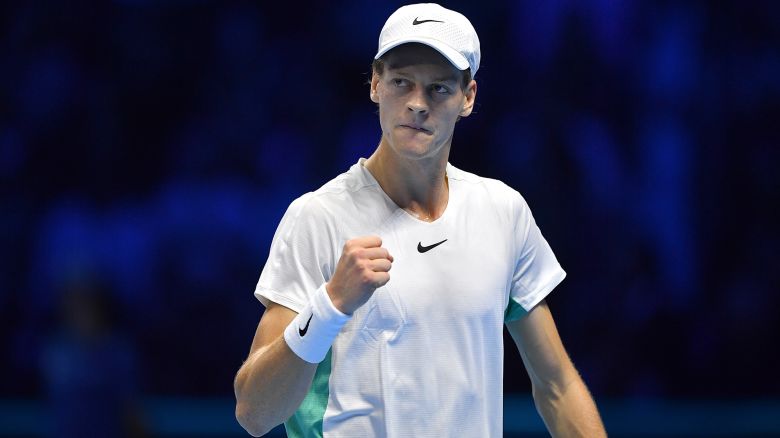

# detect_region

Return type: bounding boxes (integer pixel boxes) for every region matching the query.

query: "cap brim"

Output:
[374,37,470,72]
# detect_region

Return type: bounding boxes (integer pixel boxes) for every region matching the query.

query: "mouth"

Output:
[399,124,432,134]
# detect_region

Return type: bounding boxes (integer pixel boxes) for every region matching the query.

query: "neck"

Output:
[364,140,450,222]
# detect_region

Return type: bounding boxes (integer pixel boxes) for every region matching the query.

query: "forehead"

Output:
[382,43,460,79]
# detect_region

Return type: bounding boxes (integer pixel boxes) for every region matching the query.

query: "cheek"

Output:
[377,107,393,134]
[438,103,464,125]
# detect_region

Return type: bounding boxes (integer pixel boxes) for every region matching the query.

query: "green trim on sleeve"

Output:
[504,297,528,322]
[284,349,333,438]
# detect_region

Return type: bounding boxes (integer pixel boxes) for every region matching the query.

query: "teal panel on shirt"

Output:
[285,303,526,437]
[504,297,528,322]
[284,349,332,438]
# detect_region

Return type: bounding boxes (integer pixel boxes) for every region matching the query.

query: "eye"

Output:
[432,84,451,94]
[392,78,409,87]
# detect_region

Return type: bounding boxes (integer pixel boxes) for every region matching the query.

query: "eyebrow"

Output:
[391,69,459,84]
[432,76,459,84]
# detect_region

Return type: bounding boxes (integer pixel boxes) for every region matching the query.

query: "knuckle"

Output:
[346,247,361,260]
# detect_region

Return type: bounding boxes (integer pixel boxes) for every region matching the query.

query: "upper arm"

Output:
[248,301,298,355]
[506,300,577,390]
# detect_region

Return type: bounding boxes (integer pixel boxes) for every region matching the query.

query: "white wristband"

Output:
[284,284,351,363]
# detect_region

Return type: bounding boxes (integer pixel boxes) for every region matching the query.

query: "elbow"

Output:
[532,367,580,401]
[233,371,268,436]
[235,401,273,437]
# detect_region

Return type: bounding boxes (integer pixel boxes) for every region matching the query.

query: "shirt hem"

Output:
[255,285,307,314]
[516,268,567,312]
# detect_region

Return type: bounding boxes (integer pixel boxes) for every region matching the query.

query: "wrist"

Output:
[283,284,351,363]
[324,282,351,315]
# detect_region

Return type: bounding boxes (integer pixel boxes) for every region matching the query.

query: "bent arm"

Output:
[506,300,606,438]
[234,302,318,437]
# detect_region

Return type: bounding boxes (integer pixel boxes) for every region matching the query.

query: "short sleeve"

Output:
[254,194,336,314]
[507,192,566,318]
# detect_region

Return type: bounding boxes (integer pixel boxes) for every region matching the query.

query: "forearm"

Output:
[234,336,317,436]
[533,373,606,438]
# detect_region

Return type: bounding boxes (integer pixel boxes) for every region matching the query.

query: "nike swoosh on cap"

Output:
[412,17,444,25]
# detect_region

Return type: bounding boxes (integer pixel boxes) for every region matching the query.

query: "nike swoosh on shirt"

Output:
[298,313,313,336]
[413,17,444,25]
[417,239,448,253]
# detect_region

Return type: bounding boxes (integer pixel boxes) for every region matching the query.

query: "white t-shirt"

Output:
[255,158,566,437]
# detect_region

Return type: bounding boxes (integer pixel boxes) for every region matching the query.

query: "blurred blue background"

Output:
[1,1,779,437]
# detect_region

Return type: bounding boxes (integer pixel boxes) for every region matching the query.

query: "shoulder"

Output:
[283,164,379,224]
[312,164,378,200]
[448,163,527,213]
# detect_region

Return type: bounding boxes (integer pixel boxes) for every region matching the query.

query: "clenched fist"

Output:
[326,236,393,315]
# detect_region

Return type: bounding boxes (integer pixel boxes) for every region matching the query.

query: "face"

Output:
[370,44,476,161]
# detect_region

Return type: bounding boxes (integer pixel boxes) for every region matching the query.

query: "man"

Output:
[235,4,606,437]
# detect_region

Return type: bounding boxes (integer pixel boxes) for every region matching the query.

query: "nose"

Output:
[407,87,428,114]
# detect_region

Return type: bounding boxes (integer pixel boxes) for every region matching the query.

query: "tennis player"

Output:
[235,4,606,437]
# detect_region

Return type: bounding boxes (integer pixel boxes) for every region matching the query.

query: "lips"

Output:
[400,124,432,134]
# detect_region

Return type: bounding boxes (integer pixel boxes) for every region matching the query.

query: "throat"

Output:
[403,195,446,222]
[364,145,450,221]
[392,175,450,222]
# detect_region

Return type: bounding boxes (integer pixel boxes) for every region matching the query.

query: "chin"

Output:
[389,135,438,158]
[393,141,437,159]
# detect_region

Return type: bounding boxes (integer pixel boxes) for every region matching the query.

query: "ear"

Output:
[370,72,380,103]
[459,80,477,117]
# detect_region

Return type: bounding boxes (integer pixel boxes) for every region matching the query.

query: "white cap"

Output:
[375,3,481,78]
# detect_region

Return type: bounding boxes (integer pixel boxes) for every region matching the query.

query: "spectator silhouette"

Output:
[40,274,146,438]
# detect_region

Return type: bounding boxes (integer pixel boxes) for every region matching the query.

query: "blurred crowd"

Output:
[1,1,778,434]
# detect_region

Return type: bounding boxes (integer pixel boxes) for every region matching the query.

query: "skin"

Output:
[364,43,476,222]
[233,237,392,436]
[234,43,606,437]
[507,302,607,437]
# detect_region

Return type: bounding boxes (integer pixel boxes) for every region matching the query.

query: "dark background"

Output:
[1,0,779,436]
